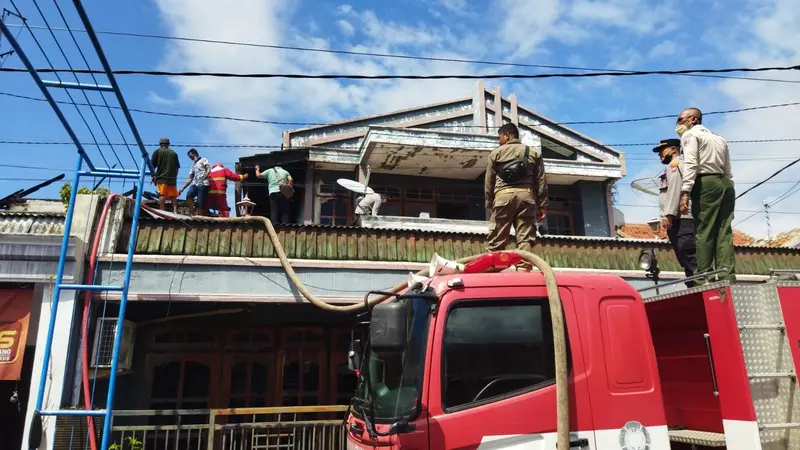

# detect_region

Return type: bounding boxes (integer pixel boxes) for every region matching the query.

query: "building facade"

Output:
[235,81,624,237]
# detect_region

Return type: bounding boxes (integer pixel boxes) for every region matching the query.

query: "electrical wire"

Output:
[6,0,114,168]
[2,63,800,80]
[3,89,800,128]
[733,182,800,226]
[3,138,800,149]
[735,157,800,200]
[28,0,125,170]
[0,9,25,69]
[5,22,800,85]
[49,0,138,168]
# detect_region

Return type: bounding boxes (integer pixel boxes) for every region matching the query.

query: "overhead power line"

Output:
[2,63,800,80]
[3,162,797,187]
[3,138,800,149]
[3,89,800,128]
[735,157,800,200]
[734,181,800,226]
[7,23,800,85]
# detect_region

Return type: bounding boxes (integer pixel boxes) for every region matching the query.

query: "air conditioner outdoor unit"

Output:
[90,318,136,371]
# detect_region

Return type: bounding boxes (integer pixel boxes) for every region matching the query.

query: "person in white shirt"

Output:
[676,107,736,283]
[355,192,388,217]
[179,148,210,216]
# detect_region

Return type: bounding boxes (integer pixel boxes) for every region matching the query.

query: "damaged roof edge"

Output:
[128,215,800,251]
[517,105,623,156]
[284,97,474,135]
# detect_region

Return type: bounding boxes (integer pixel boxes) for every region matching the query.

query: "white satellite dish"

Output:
[337,178,374,195]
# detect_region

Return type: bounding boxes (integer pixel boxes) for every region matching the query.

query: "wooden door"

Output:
[277,328,327,408]
[146,353,223,422]
[222,353,276,409]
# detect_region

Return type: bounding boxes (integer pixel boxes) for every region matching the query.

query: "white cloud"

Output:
[498,0,570,58]
[648,40,678,59]
[337,19,355,36]
[440,0,468,12]
[568,0,680,35]
[336,4,353,15]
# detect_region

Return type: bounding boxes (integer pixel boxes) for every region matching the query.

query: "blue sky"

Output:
[1,0,798,239]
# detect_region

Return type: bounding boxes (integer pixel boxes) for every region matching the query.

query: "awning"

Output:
[237,149,310,171]
[0,289,34,380]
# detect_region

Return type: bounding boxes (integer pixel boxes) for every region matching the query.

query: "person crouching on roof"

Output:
[207,163,248,217]
[355,192,389,217]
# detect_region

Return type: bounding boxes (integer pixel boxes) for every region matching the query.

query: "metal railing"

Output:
[637,268,729,294]
[109,405,349,450]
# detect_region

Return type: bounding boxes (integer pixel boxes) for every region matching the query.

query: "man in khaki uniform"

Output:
[676,107,736,283]
[484,123,548,271]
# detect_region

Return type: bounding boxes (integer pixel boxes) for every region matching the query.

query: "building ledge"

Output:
[359,215,496,235]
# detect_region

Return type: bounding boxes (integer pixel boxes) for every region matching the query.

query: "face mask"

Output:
[661,155,673,165]
[675,124,688,136]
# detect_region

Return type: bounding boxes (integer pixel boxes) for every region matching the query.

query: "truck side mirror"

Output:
[348,339,363,372]
[370,301,408,351]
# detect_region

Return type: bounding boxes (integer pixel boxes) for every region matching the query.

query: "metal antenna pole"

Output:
[764,200,772,243]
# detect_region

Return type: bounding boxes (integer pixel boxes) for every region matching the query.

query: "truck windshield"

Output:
[354,296,432,423]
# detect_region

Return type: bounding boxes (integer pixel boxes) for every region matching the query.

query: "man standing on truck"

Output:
[654,138,697,286]
[484,123,548,272]
[150,137,180,214]
[676,107,736,283]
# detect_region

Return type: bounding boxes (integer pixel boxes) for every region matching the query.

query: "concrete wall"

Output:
[95,258,737,304]
[575,181,610,237]
[21,195,98,450]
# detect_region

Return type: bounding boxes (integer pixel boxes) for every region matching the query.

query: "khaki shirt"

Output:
[680,125,733,193]
[484,138,548,210]
[659,156,692,219]
[355,193,382,216]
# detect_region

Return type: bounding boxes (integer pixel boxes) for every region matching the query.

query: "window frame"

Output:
[440,297,571,414]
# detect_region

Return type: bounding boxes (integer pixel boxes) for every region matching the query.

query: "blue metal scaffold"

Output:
[0,1,154,449]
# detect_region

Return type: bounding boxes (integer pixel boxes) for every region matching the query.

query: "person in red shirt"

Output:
[207,163,248,217]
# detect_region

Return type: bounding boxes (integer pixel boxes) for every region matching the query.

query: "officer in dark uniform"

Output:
[654,138,697,286]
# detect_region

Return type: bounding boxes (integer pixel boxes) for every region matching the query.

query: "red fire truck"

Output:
[344,252,800,450]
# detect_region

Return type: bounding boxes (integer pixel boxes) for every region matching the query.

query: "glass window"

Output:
[354,297,432,422]
[442,299,556,411]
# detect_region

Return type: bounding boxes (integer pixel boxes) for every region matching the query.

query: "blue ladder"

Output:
[0,2,155,449]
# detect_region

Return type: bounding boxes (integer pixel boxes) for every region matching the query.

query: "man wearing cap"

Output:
[675,107,736,283]
[654,138,697,286]
[150,137,180,214]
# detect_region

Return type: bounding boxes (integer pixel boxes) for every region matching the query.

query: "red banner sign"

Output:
[0,289,34,381]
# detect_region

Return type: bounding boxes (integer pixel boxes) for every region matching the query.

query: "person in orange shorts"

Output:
[150,137,180,213]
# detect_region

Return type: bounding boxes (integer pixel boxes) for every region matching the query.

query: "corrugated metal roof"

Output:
[121,217,800,275]
[0,211,66,235]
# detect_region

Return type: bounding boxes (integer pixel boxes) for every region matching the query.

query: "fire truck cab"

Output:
[344,258,800,450]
